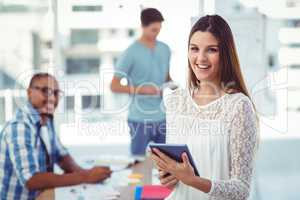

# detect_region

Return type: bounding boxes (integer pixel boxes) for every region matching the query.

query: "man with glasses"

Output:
[0,73,111,200]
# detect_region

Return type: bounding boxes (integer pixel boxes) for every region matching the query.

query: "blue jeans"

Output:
[128,120,166,155]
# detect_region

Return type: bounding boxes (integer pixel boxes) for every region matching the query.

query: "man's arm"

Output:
[7,122,111,192]
[26,172,83,190]
[58,154,84,173]
[110,76,160,95]
[26,166,111,191]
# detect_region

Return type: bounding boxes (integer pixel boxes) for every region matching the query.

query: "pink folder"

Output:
[141,185,172,200]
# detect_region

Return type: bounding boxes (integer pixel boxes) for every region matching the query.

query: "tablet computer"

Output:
[149,143,200,176]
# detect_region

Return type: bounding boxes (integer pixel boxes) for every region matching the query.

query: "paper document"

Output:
[55,184,120,200]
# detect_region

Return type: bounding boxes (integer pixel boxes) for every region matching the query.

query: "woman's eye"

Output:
[207,48,218,53]
[190,47,198,51]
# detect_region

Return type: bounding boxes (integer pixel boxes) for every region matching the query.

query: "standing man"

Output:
[0,73,111,200]
[111,8,172,155]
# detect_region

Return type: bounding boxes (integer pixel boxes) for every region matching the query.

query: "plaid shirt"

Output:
[0,102,68,200]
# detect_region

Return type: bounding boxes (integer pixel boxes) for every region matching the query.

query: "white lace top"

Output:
[163,88,259,200]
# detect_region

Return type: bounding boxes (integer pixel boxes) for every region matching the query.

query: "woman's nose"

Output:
[195,51,207,63]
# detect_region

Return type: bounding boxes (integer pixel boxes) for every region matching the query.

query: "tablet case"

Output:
[149,144,200,176]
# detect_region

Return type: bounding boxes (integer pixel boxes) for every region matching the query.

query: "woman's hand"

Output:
[151,148,197,186]
[158,170,179,190]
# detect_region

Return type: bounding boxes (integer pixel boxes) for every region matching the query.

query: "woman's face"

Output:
[188,31,220,85]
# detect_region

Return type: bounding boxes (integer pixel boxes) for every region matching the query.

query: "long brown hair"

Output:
[187,15,250,99]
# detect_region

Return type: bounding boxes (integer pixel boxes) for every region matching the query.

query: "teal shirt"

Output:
[115,40,171,122]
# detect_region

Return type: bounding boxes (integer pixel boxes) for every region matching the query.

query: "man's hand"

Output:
[81,166,112,184]
[111,76,161,96]
[138,86,161,95]
[159,170,179,190]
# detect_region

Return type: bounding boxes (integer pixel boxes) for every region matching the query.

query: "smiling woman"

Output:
[188,31,220,86]
[151,15,259,200]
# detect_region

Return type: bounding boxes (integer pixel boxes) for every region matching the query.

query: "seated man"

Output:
[0,73,111,200]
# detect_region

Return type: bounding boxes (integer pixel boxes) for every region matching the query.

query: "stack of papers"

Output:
[55,184,120,200]
[105,168,132,187]
[79,155,145,171]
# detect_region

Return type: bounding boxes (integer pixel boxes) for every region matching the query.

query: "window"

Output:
[71,29,98,46]
[128,29,135,37]
[285,19,300,27]
[286,0,300,8]
[112,56,119,66]
[110,29,117,35]
[0,71,19,89]
[0,4,30,13]
[72,5,103,12]
[66,58,100,74]
[66,96,75,110]
[82,95,100,109]
[290,64,300,69]
[288,43,300,48]
[13,97,26,114]
[268,54,275,69]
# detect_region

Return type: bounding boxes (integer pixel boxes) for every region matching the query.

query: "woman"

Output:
[151,15,259,200]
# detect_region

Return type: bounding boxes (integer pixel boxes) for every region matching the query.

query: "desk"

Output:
[36,157,153,200]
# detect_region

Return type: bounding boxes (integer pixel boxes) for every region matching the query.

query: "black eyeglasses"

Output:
[31,86,64,97]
